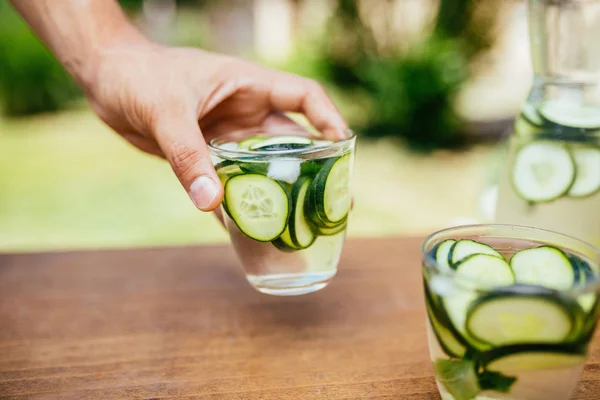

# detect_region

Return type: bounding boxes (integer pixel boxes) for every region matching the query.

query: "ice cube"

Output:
[267,158,301,184]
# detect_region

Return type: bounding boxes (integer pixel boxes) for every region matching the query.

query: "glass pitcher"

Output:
[495,0,600,248]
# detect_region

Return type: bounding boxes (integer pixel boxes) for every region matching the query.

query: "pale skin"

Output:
[8,0,348,214]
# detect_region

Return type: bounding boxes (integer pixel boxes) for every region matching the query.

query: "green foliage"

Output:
[0,2,81,117]
[306,0,502,151]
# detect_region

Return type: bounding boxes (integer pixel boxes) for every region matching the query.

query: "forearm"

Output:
[9,0,148,89]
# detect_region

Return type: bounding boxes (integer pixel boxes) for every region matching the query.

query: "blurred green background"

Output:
[0,0,533,252]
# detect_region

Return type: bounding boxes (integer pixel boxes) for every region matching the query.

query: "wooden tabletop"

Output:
[0,237,599,399]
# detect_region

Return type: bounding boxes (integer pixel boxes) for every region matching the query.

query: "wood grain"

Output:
[0,237,598,399]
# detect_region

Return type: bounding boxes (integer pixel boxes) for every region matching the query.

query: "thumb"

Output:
[153,112,223,211]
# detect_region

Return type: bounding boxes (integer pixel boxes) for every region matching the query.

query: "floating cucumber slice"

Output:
[315,218,347,236]
[238,135,268,149]
[224,174,290,242]
[309,154,352,224]
[539,101,600,129]
[454,254,515,286]
[466,286,576,346]
[442,255,515,350]
[436,239,456,272]
[272,229,301,252]
[480,343,586,372]
[427,302,468,358]
[568,145,600,198]
[570,254,598,313]
[288,177,316,248]
[449,239,503,268]
[424,277,470,357]
[249,135,312,151]
[511,141,575,202]
[510,246,575,290]
[520,102,544,127]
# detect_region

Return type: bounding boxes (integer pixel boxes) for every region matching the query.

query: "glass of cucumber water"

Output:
[422,224,600,400]
[208,127,356,296]
[495,0,600,247]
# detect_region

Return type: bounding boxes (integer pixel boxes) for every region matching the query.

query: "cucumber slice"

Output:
[224,174,290,242]
[568,254,583,286]
[315,218,347,236]
[571,254,598,313]
[424,276,470,356]
[568,145,600,198]
[238,135,268,149]
[427,302,468,358]
[520,102,544,127]
[480,343,586,371]
[511,141,575,203]
[454,254,515,285]
[443,255,515,350]
[539,101,600,129]
[272,229,301,252]
[249,135,312,151]
[436,239,456,272]
[466,286,576,346]
[449,239,503,267]
[510,246,575,290]
[288,177,316,248]
[216,163,243,183]
[309,154,352,224]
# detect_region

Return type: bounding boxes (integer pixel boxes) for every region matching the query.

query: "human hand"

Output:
[84,41,348,212]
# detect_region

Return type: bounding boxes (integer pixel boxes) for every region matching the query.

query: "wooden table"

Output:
[0,237,598,399]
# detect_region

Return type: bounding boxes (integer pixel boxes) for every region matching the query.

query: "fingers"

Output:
[153,111,223,211]
[268,72,348,139]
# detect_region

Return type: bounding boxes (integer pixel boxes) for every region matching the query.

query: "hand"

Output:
[84,41,348,212]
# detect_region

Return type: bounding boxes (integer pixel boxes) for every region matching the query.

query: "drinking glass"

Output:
[208,126,356,296]
[422,224,600,400]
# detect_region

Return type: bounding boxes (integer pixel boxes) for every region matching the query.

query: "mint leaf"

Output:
[477,369,517,393]
[433,358,480,400]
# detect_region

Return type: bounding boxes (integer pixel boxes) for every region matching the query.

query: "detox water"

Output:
[495,0,600,247]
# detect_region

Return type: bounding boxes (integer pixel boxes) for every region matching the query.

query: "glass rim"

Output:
[421,223,600,295]
[207,126,357,159]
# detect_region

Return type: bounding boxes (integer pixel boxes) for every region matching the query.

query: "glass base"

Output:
[246,271,336,296]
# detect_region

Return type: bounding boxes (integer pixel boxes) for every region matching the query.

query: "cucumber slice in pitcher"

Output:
[510,246,576,290]
[465,286,577,346]
[449,239,503,268]
[539,101,600,129]
[520,102,544,127]
[568,145,600,198]
[224,174,290,242]
[511,141,575,203]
